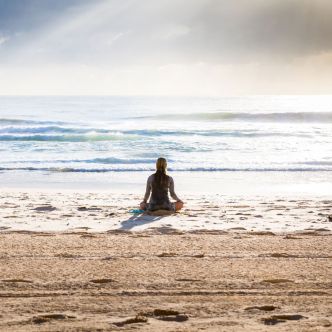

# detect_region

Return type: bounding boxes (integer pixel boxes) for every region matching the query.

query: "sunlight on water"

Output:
[0,95,331,192]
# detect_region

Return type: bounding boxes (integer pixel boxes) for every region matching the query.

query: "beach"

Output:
[0,96,331,330]
[2,0,332,329]
[0,190,331,331]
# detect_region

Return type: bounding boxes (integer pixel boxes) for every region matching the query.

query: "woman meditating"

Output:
[140,157,184,212]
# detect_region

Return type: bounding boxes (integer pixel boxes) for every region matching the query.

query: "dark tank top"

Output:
[143,173,180,210]
[151,175,170,205]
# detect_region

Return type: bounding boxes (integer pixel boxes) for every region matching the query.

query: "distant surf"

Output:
[143,111,332,123]
[0,95,331,177]
[0,129,314,142]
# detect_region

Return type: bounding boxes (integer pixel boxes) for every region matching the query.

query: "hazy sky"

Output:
[0,0,332,95]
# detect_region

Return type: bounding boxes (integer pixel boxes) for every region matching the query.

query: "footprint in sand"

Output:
[262,314,306,325]
[113,316,148,327]
[140,309,189,322]
[0,226,11,230]
[33,205,57,212]
[192,253,205,258]
[228,227,247,231]
[245,305,278,312]
[90,278,115,284]
[77,206,102,211]
[31,314,76,324]
[284,235,302,239]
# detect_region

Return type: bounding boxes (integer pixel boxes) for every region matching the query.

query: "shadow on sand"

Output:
[119,210,174,231]
[119,213,163,231]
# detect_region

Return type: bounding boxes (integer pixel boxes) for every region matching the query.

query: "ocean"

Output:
[0,95,331,195]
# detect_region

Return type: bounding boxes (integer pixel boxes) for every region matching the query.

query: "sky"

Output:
[0,0,332,96]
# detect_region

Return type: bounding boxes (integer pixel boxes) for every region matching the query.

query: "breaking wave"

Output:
[0,127,313,142]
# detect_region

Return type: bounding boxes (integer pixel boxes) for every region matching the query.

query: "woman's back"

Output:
[140,157,183,212]
[150,173,171,205]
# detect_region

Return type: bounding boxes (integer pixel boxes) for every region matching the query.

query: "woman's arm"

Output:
[169,177,182,202]
[142,176,152,203]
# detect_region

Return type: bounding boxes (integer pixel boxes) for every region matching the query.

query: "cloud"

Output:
[1,0,332,65]
[0,35,9,46]
[0,0,332,95]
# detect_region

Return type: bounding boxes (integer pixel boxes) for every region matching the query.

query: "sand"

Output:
[0,191,331,233]
[0,191,331,331]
